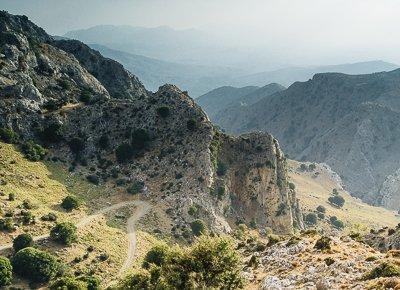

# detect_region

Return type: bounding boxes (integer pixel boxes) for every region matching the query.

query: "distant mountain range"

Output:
[213,69,400,210]
[65,25,399,97]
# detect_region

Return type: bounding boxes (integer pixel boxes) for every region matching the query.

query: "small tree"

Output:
[157,106,170,118]
[0,256,12,287]
[50,276,87,290]
[13,233,34,252]
[328,195,345,208]
[115,143,134,163]
[21,141,47,161]
[142,243,169,269]
[305,213,317,225]
[191,219,207,236]
[0,128,18,144]
[12,247,59,283]
[50,222,77,245]
[61,196,80,211]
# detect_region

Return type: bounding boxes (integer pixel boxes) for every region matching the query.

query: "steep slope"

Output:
[198,83,285,121]
[0,10,302,237]
[216,70,400,210]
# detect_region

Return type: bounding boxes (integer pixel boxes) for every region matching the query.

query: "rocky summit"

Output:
[0,10,302,236]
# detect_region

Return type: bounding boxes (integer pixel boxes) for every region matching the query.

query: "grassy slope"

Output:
[288,160,400,233]
[0,142,156,286]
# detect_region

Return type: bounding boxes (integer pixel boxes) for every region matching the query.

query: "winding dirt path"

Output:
[0,200,151,279]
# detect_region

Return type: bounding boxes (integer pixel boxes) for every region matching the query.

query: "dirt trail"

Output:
[0,200,152,279]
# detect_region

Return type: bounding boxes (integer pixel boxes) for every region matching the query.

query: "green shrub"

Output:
[142,243,169,269]
[97,135,110,149]
[127,181,144,195]
[50,222,77,245]
[328,195,345,207]
[364,262,400,280]
[186,118,197,131]
[288,182,296,190]
[157,106,170,118]
[131,129,150,151]
[314,236,331,251]
[41,212,57,222]
[188,205,199,216]
[216,161,227,176]
[267,234,281,246]
[39,123,64,143]
[316,205,326,213]
[13,233,34,252]
[84,276,101,290]
[305,213,317,225]
[0,127,18,144]
[12,247,59,283]
[68,137,85,154]
[0,217,13,231]
[115,143,134,163]
[331,218,344,229]
[8,193,15,201]
[324,257,335,266]
[191,219,207,236]
[80,88,92,104]
[86,174,100,185]
[61,196,80,211]
[119,236,244,289]
[276,203,287,216]
[50,276,87,290]
[43,99,64,111]
[0,256,12,287]
[21,140,47,161]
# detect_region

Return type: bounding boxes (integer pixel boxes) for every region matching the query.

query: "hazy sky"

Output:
[2,0,400,65]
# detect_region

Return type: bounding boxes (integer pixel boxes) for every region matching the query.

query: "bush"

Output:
[50,276,87,290]
[308,163,316,171]
[324,257,335,266]
[86,174,100,185]
[142,243,169,269]
[120,236,244,289]
[68,137,85,154]
[13,233,34,252]
[328,195,345,208]
[364,262,400,280]
[39,123,64,143]
[316,205,326,213]
[50,222,77,245]
[61,196,80,211]
[41,212,57,222]
[288,182,296,190]
[115,143,134,163]
[191,219,207,236]
[80,88,92,104]
[305,213,317,225]
[157,106,170,118]
[331,218,344,229]
[97,135,110,150]
[0,256,12,287]
[0,217,14,231]
[127,181,145,195]
[12,247,59,282]
[21,140,47,161]
[43,99,64,111]
[188,205,199,216]
[186,118,197,131]
[0,127,18,144]
[216,161,227,176]
[314,236,331,251]
[131,129,150,151]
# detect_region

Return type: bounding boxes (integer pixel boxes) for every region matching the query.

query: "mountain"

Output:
[0,10,304,287]
[230,60,399,87]
[196,86,259,119]
[215,69,400,211]
[87,44,242,96]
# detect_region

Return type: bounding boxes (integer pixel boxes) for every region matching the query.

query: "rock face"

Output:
[216,70,400,210]
[0,11,302,234]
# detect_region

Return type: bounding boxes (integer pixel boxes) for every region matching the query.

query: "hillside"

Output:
[215,69,400,211]
[197,83,285,121]
[288,160,400,233]
[0,11,303,288]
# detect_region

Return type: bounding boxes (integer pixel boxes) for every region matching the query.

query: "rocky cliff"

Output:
[0,11,302,234]
[215,69,400,210]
